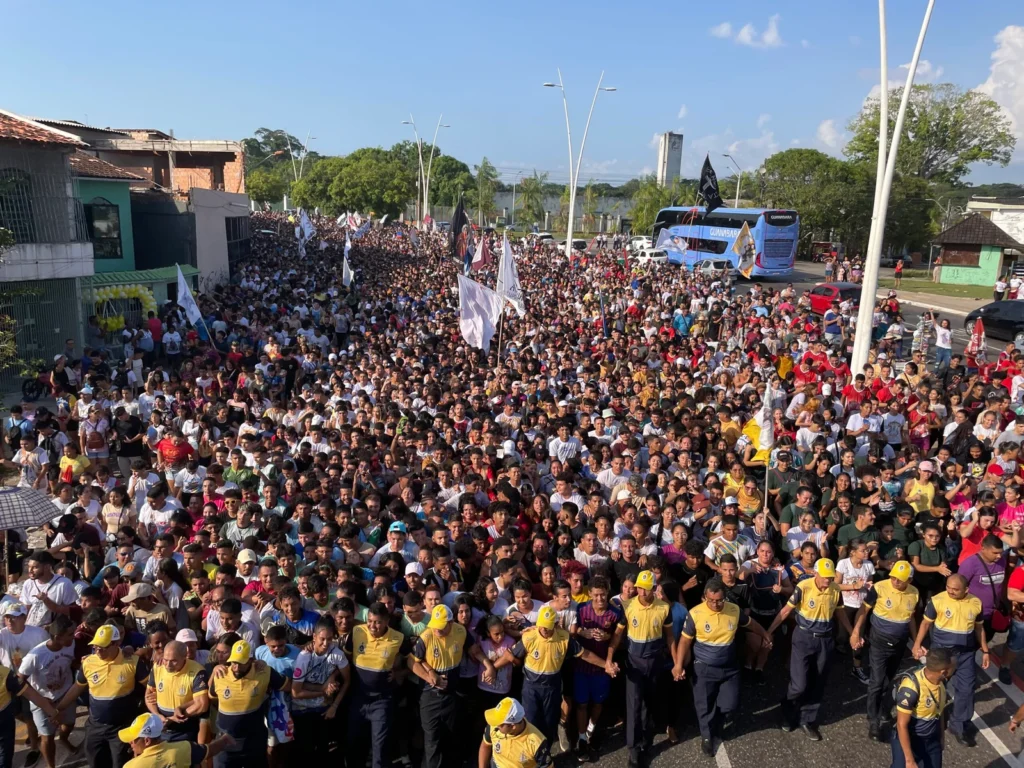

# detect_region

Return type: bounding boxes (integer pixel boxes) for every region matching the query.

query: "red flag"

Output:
[471,235,493,272]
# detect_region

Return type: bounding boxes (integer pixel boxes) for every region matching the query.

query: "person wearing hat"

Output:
[615,570,672,768]
[848,560,920,742]
[478,697,552,768]
[891,648,955,768]
[674,578,773,756]
[347,601,413,768]
[207,639,290,768]
[145,640,209,742]
[367,521,418,568]
[55,624,151,768]
[492,605,616,746]
[408,604,491,768]
[766,558,854,740]
[117,712,235,768]
[911,574,989,748]
[122,583,175,635]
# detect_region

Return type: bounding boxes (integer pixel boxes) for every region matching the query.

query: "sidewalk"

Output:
[876,288,988,317]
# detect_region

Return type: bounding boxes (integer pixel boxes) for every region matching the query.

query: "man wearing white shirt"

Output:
[367,521,419,568]
[20,553,77,627]
[595,457,631,500]
[548,424,583,463]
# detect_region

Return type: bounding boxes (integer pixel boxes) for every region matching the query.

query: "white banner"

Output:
[457,275,504,352]
[176,265,202,326]
[496,234,526,317]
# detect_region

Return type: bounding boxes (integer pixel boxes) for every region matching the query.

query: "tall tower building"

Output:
[656,132,684,187]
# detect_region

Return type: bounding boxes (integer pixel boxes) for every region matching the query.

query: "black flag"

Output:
[698,154,725,214]
[450,194,469,261]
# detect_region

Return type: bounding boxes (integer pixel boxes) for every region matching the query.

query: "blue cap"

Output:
[388,521,408,534]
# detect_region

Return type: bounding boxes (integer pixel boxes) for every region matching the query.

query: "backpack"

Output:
[890,667,922,720]
[5,417,29,449]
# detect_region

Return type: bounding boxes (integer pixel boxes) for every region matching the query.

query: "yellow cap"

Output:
[227,640,252,664]
[89,624,121,648]
[484,697,526,727]
[890,560,913,581]
[536,606,558,630]
[427,605,452,630]
[118,713,163,743]
[636,570,656,590]
[814,558,836,578]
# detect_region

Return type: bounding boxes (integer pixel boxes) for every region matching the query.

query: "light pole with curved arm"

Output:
[423,116,450,224]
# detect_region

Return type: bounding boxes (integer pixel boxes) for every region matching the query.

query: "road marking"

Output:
[714,741,733,768]
[972,712,1023,768]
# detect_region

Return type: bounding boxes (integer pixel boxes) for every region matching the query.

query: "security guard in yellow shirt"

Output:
[616,570,673,768]
[146,640,209,742]
[478,697,552,768]
[912,573,989,748]
[849,560,919,742]
[891,649,955,768]
[498,605,616,744]
[675,579,772,757]
[0,659,58,768]
[767,558,853,740]
[409,605,491,768]
[55,624,151,768]
[117,713,235,768]
[208,640,290,768]
[348,602,412,768]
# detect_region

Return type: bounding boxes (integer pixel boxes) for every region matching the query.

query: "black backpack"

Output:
[5,417,28,449]
[890,667,922,720]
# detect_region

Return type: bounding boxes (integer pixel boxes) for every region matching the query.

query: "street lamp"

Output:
[722,153,743,208]
[402,117,426,224]
[245,149,287,174]
[423,117,450,224]
[543,70,616,255]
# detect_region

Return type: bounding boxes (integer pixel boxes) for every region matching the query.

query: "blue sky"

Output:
[2,1,1022,186]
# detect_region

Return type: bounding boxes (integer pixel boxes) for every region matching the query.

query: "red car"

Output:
[808,282,861,315]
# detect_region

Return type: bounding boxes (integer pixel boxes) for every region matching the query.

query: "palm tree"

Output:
[516,171,548,227]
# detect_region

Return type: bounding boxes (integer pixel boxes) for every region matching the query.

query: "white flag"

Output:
[344,233,352,260]
[343,257,354,288]
[379,214,388,226]
[336,214,346,225]
[732,222,757,278]
[176,265,202,326]
[457,275,504,352]
[756,390,775,452]
[496,234,526,317]
[299,209,316,243]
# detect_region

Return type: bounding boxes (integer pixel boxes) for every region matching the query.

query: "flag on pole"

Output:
[496,234,526,317]
[176,265,202,326]
[457,275,504,352]
[965,317,987,368]
[379,214,388,227]
[756,391,775,452]
[733,222,757,277]
[298,209,316,243]
[471,233,493,272]
[344,233,352,261]
[698,155,725,214]
[343,257,354,288]
[451,195,469,261]
[599,288,610,338]
[410,229,420,253]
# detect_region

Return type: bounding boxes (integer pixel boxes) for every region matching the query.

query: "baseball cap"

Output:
[814,559,836,578]
[121,583,155,603]
[175,629,198,644]
[484,697,526,727]
[635,570,656,590]
[118,713,164,743]
[724,496,739,506]
[890,561,914,582]
[427,605,452,630]
[3,603,26,617]
[918,461,935,473]
[615,489,632,502]
[89,624,122,648]
[227,640,252,664]
[536,606,558,630]
[388,521,408,534]
[405,562,424,576]
[237,549,258,564]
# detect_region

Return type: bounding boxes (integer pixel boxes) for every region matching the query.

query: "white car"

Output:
[629,236,652,253]
[557,238,588,254]
[635,248,668,264]
[694,258,739,278]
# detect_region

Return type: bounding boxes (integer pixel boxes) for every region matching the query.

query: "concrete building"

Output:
[966,197,1024,253]
[656,132,684,187]
[935,213,1020,287]
[70,150,146,273]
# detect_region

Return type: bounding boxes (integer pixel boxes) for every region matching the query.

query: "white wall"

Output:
[190,188,249,290]
[0,242,94,281]
[992,211,1024,248]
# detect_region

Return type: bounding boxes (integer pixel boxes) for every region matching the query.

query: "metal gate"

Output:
[0,278,84,390]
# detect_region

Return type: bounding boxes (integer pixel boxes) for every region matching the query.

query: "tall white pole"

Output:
[735,173,742,209]
[570,71,606,239]
[511,174,519,228]
[407,115,426,226]
[424,115,444,223]
[555,69,575,243]
[851,0,934,373]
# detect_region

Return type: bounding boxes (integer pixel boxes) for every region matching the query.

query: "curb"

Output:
[875,291,970,318]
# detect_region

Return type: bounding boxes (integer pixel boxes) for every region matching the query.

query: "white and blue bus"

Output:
[652,206,799,278]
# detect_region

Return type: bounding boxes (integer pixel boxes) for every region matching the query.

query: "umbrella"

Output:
[0,488,60,530]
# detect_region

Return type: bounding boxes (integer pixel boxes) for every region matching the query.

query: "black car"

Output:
[965,300,1024,346]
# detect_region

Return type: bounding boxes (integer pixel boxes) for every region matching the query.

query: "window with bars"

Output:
[84,198,122,259]
[225,215,250,276]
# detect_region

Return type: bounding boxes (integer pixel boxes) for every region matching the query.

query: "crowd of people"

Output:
[0,209,1023,768]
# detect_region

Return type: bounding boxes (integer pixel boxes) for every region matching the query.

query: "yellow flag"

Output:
[732,222,757,278]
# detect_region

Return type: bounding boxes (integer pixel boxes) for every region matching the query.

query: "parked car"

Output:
[965,301,1024,347]
[629,236,652,253]
[533,232,554,243]
[635,248,668,264]
[880,254,910,268]
[693,259,739,279]
[808,282,861,314]
[557,238,588,254]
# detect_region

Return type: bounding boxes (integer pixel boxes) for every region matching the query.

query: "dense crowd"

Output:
[1,209,1023,768]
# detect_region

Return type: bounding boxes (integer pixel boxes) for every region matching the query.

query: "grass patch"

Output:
[878,278,993,300]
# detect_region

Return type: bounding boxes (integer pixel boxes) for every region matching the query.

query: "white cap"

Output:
[175,629,198,643]
[405,562,424,576]
[724,496,739,506]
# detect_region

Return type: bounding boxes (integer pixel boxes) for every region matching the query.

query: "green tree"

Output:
[428,155,474,207]
[474,157,499,224]
[246,169,288,204]
[846,83,1016,186]
[629,176,692,234]
[291,157,346,212]
[581,181,598,232]
[327,148,415,218]
[516,171,548,226]
[553,185,571,232]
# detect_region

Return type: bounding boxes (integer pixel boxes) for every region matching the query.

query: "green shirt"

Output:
[781,503,812,527]
[908,540,943,567]
[891,521,916,545]
[838,522,878,549]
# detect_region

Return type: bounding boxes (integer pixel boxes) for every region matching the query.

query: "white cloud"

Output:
[816,119,843,150]
[682,129,779,177]
[677,104,688,120]
[866,59,945,101]
[801,39,811,49]
[713,15,783,48]
[977,25,1024,155]
[757,113,772,129]
[710,22,733,38]
[790,138,802,145]
[649,132,662,149]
